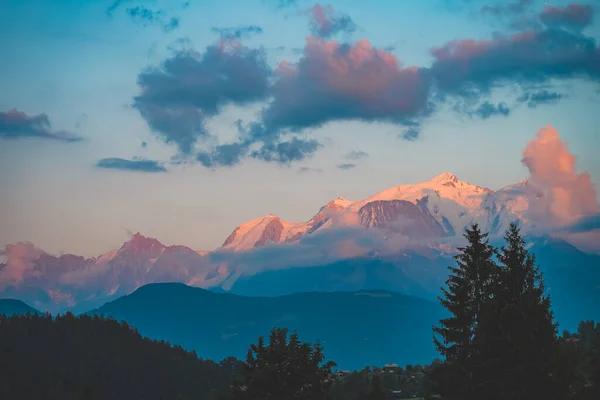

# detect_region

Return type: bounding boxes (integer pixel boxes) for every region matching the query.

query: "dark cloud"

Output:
[130,4,600,169]
[211,25,264,39]
[126,6,180,32]
[539,4,594,31]
[106,0,129,16]
[251,138,321,164]
[297,166,323,173]
[162,17,180,32]
[126,6,160,22]
[471,101,510,119]
[0,109,82,142]
[108,1,185,32]
[344,150,369,160]
[480,0,534,16]
[96,158,167,173]
[133,40,271,154]
[337,163,356,170]
[257,37,433,144]
[264,0,299,9]
[430,27,600,96]
[400,125,421,142]
[196,142,249,168]
[518,90,564,108]
[308,4,357,38]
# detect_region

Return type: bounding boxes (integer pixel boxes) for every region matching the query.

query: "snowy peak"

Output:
[425,172,492,193]
[217,173,546,251]
[324,196,354,211]
[222,214,308,251]
[429,172,459,184]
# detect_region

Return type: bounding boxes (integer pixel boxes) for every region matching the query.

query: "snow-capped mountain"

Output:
[221,172,541,251]
[1,171,597,314]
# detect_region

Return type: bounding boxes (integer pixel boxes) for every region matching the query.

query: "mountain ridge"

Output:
[1,171,598,314]
[220,172,539,251]
[0,299,40,316]
[87,282,447,370]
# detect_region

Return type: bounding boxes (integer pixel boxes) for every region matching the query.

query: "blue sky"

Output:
[1,0,599,256]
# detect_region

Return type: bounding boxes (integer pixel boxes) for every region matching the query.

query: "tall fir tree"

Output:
[431,223,498,400]
[473,222,567,400]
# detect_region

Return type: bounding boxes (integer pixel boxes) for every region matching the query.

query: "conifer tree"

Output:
[474,222,567,400]
[432,223,498,400]
[236,328,336,400]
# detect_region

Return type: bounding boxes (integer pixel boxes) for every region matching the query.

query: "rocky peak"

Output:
[120,233,164,255]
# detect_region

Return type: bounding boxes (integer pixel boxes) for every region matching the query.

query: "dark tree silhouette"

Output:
[0,312,238,400]
[431,223,498,400]
[473,222,567,400]
[367,374,388,400]
[235,327,336,400]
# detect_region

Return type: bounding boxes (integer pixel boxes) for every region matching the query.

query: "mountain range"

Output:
[220,172,540,251]
[0,172,598,330]
[87,283,447,370]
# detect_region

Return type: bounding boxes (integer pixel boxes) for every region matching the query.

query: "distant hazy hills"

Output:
[0,299,39,316]
[88,283,446,370]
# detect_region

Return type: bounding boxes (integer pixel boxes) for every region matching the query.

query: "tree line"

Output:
[0,222,598,399]
[427,222,600,400]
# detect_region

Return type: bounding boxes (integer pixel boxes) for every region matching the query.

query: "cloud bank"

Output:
[0,109,82,142]
[129,2,600,168]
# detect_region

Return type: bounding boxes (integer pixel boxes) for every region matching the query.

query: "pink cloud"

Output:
[540,3,594,30]
[521,125,599,225]
[0,242,45,287]
[261,37,432,135]
[307,4,356,38]
[430,27,600,94]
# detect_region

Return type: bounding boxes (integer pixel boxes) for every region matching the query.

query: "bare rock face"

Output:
[255,217,285,247]
[358,200,445,239]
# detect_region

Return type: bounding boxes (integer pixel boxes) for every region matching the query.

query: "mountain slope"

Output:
[0,234,218,313]
[223,236,600,332]
[220,172,541,250]
[227,254,448,301]
[0,312,234,400]
[1,172,597,313]
[0,299,39,316]
[88,283,447,370]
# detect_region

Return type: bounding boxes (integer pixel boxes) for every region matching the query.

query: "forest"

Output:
[0,223,598,400]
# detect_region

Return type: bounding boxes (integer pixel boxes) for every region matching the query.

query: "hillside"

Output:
[0,312,239,400]
[0,299,39,316]
[89,283,447,370]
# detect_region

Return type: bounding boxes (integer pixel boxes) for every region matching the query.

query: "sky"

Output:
[1,0,599,257]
